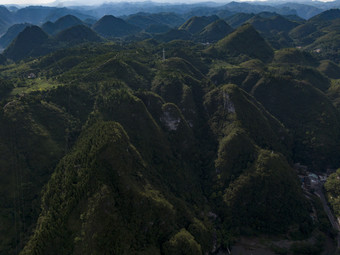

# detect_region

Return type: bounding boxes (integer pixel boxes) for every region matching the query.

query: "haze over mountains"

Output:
[0,0,339,29]
[0,0,340,52]
[2,1,340,255]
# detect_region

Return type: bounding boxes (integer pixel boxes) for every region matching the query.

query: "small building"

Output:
[308,173,319,187]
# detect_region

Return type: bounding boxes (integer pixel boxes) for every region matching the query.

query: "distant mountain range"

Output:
[1,0,340,33]
[3,24,102,60]
[3,2,340,60]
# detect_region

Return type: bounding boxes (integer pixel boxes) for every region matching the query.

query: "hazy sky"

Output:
[0,0,335,7]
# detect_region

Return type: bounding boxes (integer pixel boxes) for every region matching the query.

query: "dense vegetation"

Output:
[325,169,340,218]
[1,3,340,255]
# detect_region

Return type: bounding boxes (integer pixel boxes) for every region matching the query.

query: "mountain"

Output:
[154,28,192,42]
[125,13,163,29]
[55,25,102,45]
[0,6,13,23]
[0,6,12,34]
[179,15,219,34]
[291,9,340,44]
[207,23,274,63]
[203,83,309,233]
[42,7,93,22]
[224,13,255,28]
[11,54,312,254]
[92,15,141,38]
[2,23,101,62]
[20,121,182,255]
[41,21,54,34]
[252,75,340,168]
[248,13,301,34]
[139,12,185,27]
[197,19,234,43]
[3,25,50,61]
[278,2,322,19]
[82,2,221,18]
[0,85,87,255]
[182,6,231,20]
[15,6,61,24]
[223,12,303,49]
[224,1,297,16]
[289,22,318,45]
[244,13,300,49]
[145,23,171,34]
[0,18,9,35]
[125,12,184,30]
[309,8,340,22]
[0,54,6,65]
[225,1,278,14]
[14,6,93,24]
[222,1,324,20]
[42,15,85,35]
[0,9,340,255]
[289,9,340,61]
[0,23,31,49]
[318,60,340,79]
[273,48,319,66]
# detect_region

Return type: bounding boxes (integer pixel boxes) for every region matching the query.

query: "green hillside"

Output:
[207,24,274,63]
[224,13,255,28]
[92,15,141,38]
[179,15,219,34]
[249,14,300,34]
[55,25,102,45]
[197,19,233,43]
[252,76,340,168]
[325,168,340,217]
[0,11,339,255]
[42,15,84,35]
[3,25,50,61]
[318,60,340,79]
[0,23,30,48]
[273,48,319,66]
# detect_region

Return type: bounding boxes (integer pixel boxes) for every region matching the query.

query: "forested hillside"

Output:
[1,4,340,255]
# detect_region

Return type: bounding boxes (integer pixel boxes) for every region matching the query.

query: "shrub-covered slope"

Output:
[252,76,340,168]
[92,15,141,38]
[0,27,338,254]
[41,14,84,35]
[179,15,219,34]
[55,25,102,45]
[207,24,274,63]
[0,23,31,49]
[20,121,187,255]
[3,25,50,61]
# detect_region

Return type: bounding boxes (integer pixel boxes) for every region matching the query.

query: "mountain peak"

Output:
[42,14,84,35]
[198,19,234,43]
[3,25,49,61]
[92,15,141,37]
[310,8,340,22]
[55,24,102,44]
[179,15,218,34]
[211,23,273,62]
